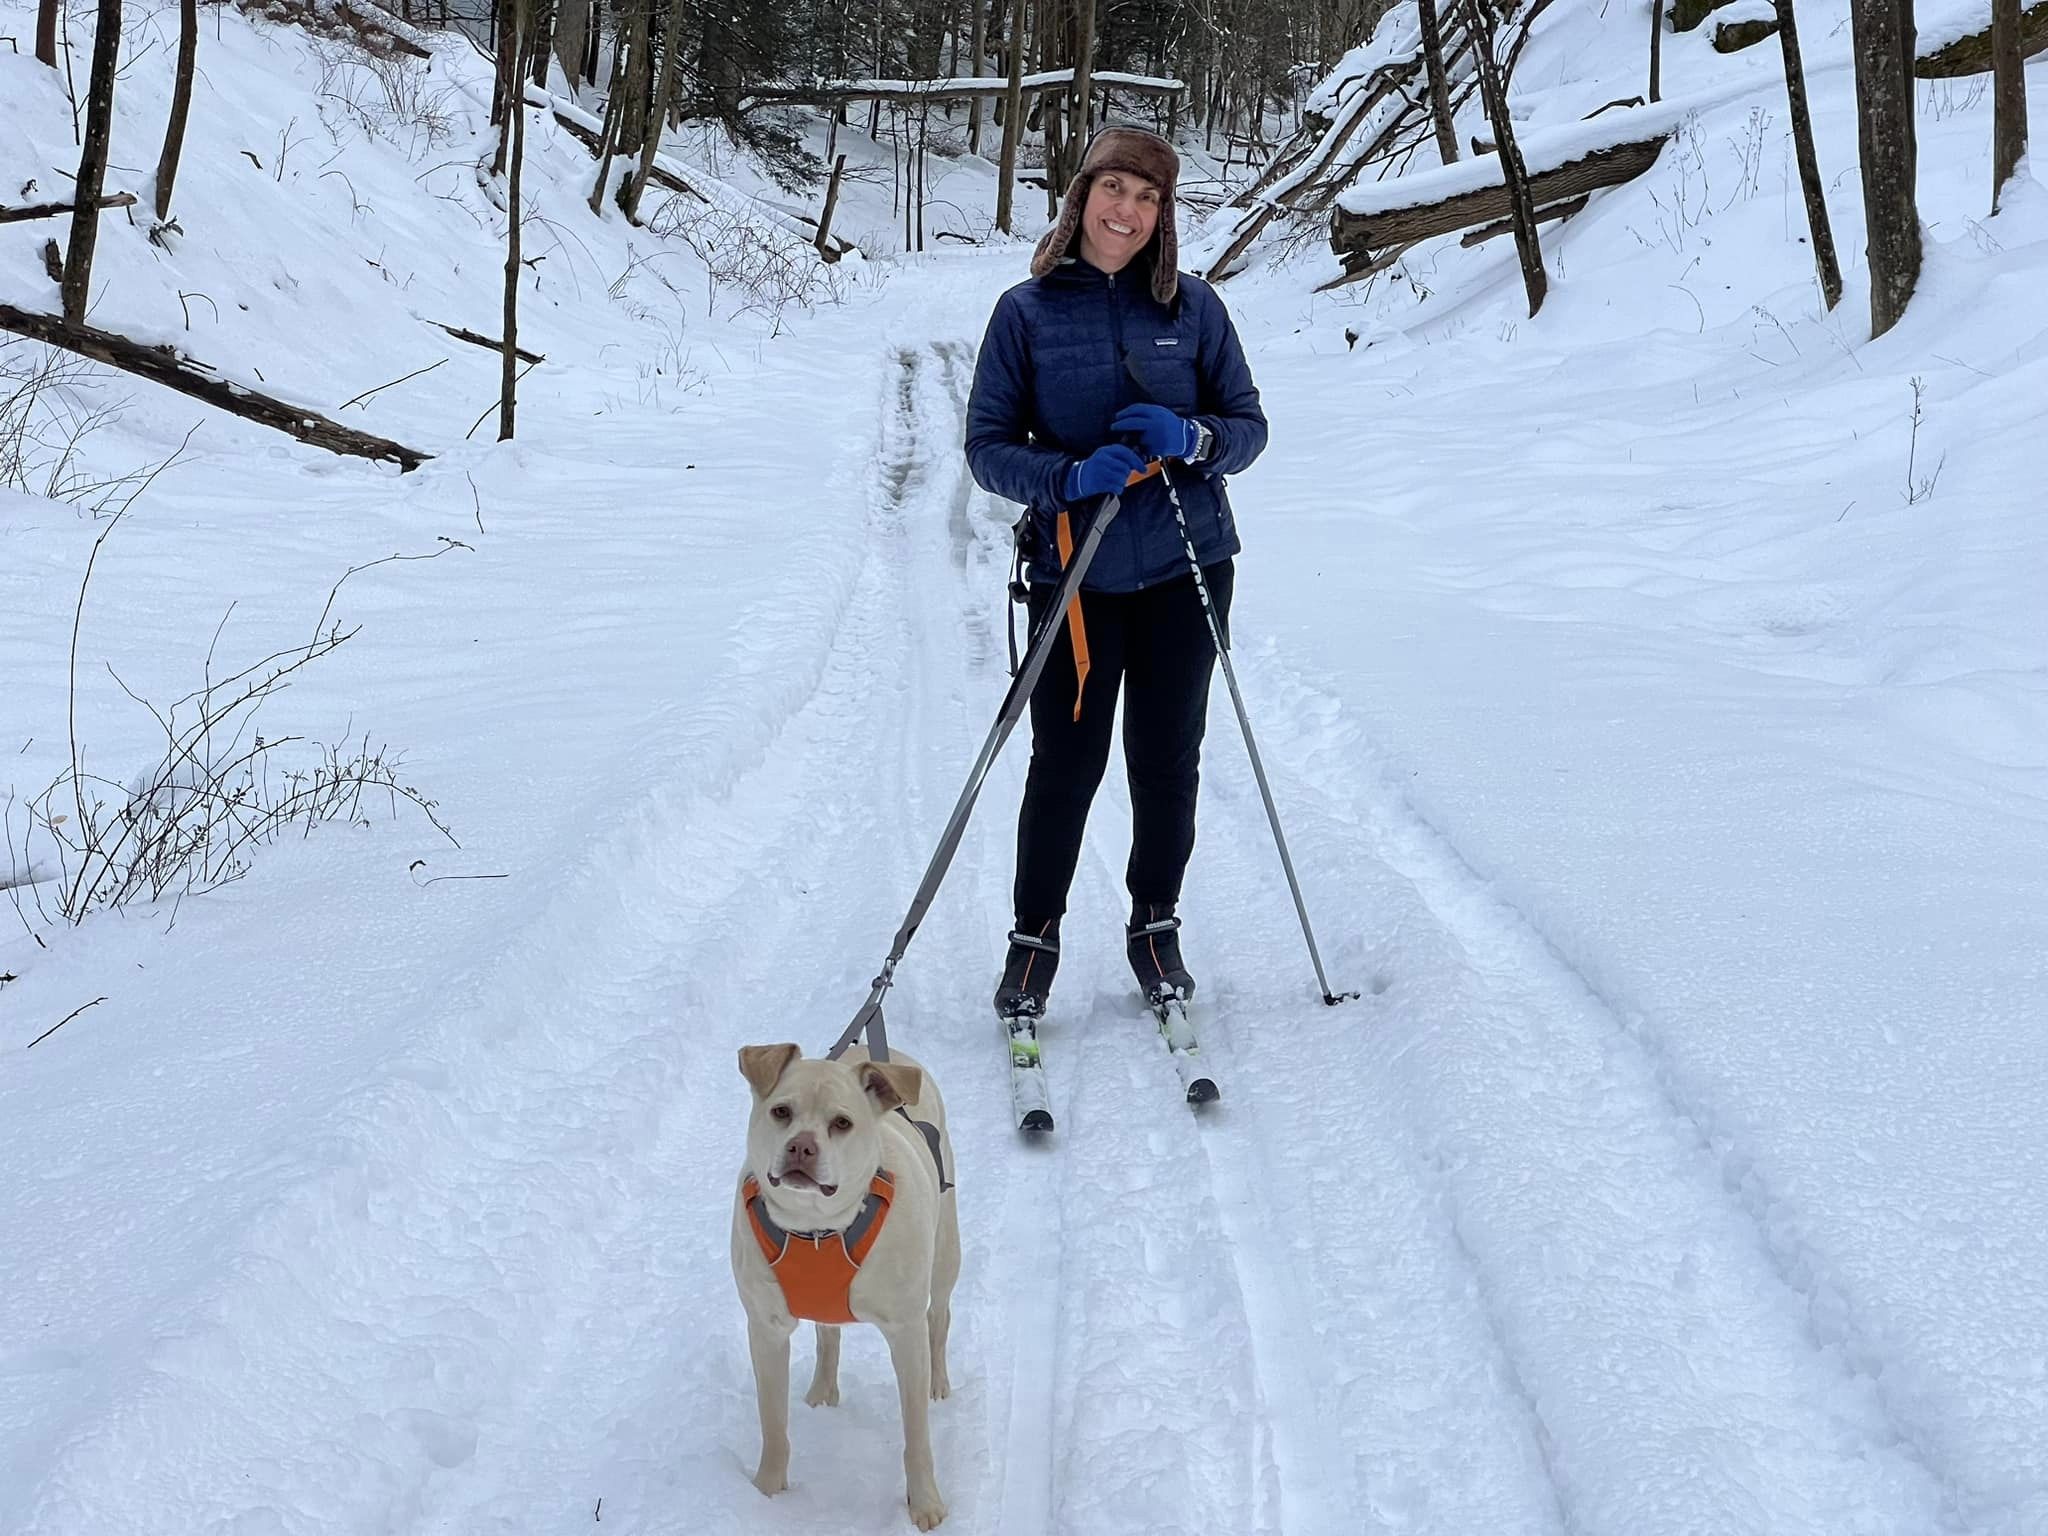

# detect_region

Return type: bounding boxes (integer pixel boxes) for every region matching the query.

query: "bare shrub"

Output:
[0,339,147,513]
[5,512,461,930]
[644,192,854,331]
[312,37,458,155]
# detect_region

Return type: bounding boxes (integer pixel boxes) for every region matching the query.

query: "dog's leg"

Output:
[928,1200,961,1401]
[884,1321,947,1530]
[804,1324,842,1407]
[748,1315,795,1497]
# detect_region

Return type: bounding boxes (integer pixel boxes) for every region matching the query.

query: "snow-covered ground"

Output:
[4,0,2046,1532]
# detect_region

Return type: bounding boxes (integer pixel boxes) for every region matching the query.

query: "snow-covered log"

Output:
[1328,104,1681,268]
[1915,0,2048,73]
[739,69,1182,114]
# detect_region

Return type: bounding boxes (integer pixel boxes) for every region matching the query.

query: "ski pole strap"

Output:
[1054,510,1090,721]
[826,490,1128,1061]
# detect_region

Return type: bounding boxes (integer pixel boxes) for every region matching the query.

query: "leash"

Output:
[826,472,1140,1065]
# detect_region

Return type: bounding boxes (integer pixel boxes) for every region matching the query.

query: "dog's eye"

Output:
[829,1115,853,1135]
[770,1104,792,1123]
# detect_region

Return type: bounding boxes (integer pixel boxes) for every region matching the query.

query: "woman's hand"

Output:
[1064,443,1149,500]
[1110,403,1198,461]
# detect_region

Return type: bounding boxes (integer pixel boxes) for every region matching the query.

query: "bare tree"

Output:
[1466,0,1545,315]
[154,0,198,221]
[1991,0,2029,212]
[996,0,1026,233]
[967,0,990,153]
[502,0,529,441]
[1772,0,1841,308]
[36,0,58,66]
[1417,0,1459,163]
[1069,0,1097,155]
[623,0,689,220]
[1851,0,1920,336]
[1649,0,1664,101]
[63,0,124,325]
[553,0,590,88]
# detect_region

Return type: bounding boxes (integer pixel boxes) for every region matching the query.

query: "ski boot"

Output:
[994,917,1061,1018]
[1127,902,1196,1005]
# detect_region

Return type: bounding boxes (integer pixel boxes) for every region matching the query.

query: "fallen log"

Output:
[1460,194,1589,245]
[236,0,430,58]
[0,192,138,225]
[1330,111,1675,261]
[739,69,1181,114]
[1916,0,2048,74]
[0,303,429,471]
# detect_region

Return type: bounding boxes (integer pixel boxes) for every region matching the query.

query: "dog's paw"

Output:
[928,1366,950,1401]
[752,1464,788,1498]
[908,1489,948,1530]
[804,1381,840,1408]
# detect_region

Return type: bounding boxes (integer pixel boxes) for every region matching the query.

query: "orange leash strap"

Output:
[1055,460,1161,723]
[1054,510,1090,722]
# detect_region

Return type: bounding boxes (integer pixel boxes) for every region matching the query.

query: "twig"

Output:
[410,859,508,887]
[28,995,105,1049]
[339,356,446,410]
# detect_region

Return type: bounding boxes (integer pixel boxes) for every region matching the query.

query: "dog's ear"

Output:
[858,1060,923,1113]
[738,1043,801,1099]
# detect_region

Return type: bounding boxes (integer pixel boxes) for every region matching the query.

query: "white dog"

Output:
[732,1042,960,1530]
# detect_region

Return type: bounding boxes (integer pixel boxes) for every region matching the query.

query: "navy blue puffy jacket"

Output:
[964,255,1268,593]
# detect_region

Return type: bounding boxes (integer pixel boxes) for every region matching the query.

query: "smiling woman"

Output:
[963,124,1270,1029]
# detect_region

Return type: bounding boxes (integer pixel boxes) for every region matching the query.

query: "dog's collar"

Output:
[743,1169,896,1326]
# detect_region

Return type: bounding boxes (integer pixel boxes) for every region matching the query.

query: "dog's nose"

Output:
[784,1132,819,1169]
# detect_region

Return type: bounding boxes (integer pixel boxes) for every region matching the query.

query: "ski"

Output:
[1149,990,1219,1106]
[1004,1007,1055,1133]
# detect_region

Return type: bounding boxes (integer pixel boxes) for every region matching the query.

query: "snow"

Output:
[5,0,2048,1533]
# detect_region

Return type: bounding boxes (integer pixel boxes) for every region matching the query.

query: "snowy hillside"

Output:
[4,0,2047,1532]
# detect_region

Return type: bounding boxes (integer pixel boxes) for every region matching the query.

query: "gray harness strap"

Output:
[749,1168,896,1252]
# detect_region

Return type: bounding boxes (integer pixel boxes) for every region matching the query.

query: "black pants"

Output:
[1013,561,1234,923]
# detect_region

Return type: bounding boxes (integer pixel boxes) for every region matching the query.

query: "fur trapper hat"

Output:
[1030,125,1181,304]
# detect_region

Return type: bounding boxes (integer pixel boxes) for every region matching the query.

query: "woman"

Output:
[964,124,1269,1020]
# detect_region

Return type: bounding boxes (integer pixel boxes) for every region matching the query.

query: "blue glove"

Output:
[1064,443,1147,501]
[1111,403,1199,461]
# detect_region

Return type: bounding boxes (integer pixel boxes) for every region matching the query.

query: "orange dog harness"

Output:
[742,1170,897,1325]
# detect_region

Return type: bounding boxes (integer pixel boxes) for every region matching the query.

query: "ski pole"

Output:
[1159,462,1355,1007]
[828,470,1147,1063]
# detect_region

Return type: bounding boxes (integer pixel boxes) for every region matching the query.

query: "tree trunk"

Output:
[1418,0,1460,162]
[588,8,632,212]
[63,0,123,326]
[501,0,527,441]
[1466,0,1546,316]
[615,0,652,155]
[36,0,59,66]
[996,0,1026,233]
[1992,0,2029,211]
[968,0,989,154]
[1851,0,1921,336]
[1774,0,1842,308]
[490,0,520,173]
[1069,0,1097,157]
[553,0,588,87]
[622,0,687,220]
[527,0,557,87]
[1649,0,1665,100]
[154,0,198,221]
